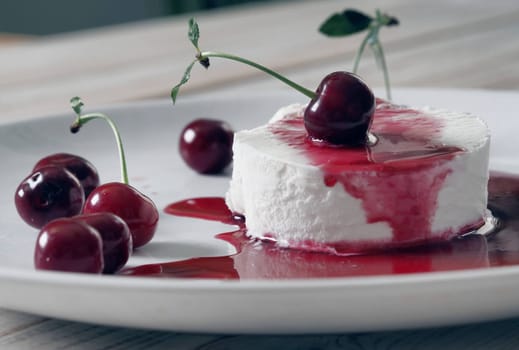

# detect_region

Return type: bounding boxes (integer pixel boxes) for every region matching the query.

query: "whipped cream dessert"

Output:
[226,100,490,254]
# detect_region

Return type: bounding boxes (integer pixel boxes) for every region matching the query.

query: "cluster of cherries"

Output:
[15,98,159,274]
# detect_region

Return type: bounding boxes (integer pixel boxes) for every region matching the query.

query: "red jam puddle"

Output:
[120,172,519,280]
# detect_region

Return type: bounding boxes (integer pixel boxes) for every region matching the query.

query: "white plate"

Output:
[1,88,519,334]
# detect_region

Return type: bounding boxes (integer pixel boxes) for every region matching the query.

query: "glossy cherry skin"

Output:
[15,166,85,228]
[34,218,103,273]
[179,118,234,174]
[82,182,159,248]
[33,153,100,198]
[75,213,132,274]
[304,71,375,146]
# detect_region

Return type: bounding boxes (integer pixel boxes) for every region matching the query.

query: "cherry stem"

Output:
[70,109,129,185]
[352,10,393,101]
[352,35,369,75]
[372,39,391,101]
[198,51,316,100]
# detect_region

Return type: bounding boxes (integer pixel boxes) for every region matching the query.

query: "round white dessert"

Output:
[225,101,490,254]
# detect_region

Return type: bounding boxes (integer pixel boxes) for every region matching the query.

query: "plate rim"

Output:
[2,260,519,291]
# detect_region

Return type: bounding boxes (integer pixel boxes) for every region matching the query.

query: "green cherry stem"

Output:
[172,51,316,103]
[198,51,316,99]
[371,39,391,101]
[172,18,316,104]
[69,98,129,185]
[352,34,370,75]
[351,10,393,101]
[171,18,316,104]
[372,10,392,100]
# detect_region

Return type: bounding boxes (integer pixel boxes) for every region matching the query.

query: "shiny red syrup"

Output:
[120,172,519,279]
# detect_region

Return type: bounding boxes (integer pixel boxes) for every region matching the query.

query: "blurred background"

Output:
[0,0,281,35]
[0,0,517,122]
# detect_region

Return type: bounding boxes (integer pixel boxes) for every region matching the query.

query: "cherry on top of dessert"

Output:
[171,18,378,148]
[304,71,375,146]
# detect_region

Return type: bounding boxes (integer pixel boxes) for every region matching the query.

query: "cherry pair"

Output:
[67,97,159,249]
[35,212,132,274]
[15,153,99,229]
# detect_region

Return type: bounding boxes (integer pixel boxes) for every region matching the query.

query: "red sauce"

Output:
[268,102,468,247]
[120,173,519,280]
[164,197,244,227]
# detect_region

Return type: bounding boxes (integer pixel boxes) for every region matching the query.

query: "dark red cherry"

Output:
[33,153,100,198]
[82,182,159,248]
[179,118,234,174]
[15,166,84,229]
[34,218,103,273]
[304,71,375,146]
[75,213,132,274]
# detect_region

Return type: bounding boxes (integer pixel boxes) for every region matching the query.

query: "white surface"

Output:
[226,102,490,250]
[0,89,518,334]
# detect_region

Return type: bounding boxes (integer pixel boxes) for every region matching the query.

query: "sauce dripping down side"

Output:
[269,101,465,245]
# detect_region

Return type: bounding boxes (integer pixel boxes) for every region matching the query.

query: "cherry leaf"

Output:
[70,96,84,115]
[171,60,196,104]
[188,18,200,49]
[319,9,373,37]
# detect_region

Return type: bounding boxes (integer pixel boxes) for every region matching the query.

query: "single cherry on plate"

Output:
[83,183,158,249]
[15,166,84,229]
[304,72,375,146]
[179,118,234,174]
[34,218,103,273]
[75,212,133,274]
[33,153,100,197]
[69,96,159,249]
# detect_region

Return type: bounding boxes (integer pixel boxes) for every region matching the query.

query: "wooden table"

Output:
[1,0,519,348]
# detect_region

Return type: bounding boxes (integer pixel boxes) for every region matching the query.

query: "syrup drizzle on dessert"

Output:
[269,100,473,247]
[120,172,519,279]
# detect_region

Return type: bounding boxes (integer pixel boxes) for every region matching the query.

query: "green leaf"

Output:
[171,60,196,104]
[319,9,373,37]
[70,96,84,115]
[188,17,200,49]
